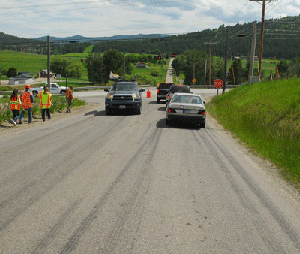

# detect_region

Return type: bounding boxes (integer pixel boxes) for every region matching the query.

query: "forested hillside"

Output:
[0,16,299,59]
[91,16,300,60]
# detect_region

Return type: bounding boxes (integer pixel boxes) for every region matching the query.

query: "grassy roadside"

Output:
[206,78,300,186]
[0,95,85,123]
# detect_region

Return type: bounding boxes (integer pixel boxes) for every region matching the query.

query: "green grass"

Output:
[128,61,169,86]
[0,95,85,123]
[0,50,47,77]
[207,78,300,185]
[83,45,94,54]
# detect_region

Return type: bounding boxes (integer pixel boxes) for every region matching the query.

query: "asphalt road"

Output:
[0,85,300,253]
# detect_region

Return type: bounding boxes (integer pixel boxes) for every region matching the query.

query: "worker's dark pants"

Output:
[12,110,20,123]
[20,107,32,123]
[66,98,72,112]
[42,108,51,121]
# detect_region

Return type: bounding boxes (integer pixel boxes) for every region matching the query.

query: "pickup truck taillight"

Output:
[157,89,160,93]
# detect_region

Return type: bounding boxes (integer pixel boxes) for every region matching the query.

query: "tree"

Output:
[6,67,17,78]
[227,59,244,85]
[85,54,104,84]
[50,57,69,76]
[277,60,289,78]
[68,62,83,79]
[102,49,132,83]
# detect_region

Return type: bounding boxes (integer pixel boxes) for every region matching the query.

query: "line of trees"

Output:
[85,49,133,84]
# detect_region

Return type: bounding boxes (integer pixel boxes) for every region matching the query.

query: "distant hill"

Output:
[35,34,169,44]
[0,32,36,45]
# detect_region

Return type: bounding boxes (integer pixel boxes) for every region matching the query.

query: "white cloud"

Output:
[0,0,299,38]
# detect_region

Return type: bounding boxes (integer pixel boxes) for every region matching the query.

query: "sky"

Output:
[0,0,299,39]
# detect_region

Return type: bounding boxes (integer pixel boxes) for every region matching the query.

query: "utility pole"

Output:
[47,35,50,89]
[258,0,266,81]
[193,63,195,83]
[249,23,257,83]
[204,59,207,86]
[249,0,274,81]
[204,42,217,86]
[123,52,126,80]
[223,26,229,94]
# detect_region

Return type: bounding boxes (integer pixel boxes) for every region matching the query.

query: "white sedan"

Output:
[166,92,206,128]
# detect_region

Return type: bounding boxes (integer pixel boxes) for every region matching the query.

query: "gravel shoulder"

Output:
[0,103,97,137]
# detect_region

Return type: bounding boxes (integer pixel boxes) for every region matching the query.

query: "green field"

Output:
[207,78,300,186]
[0,50,169,85]
[0,50,47,77]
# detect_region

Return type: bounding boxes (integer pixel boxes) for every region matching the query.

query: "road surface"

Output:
[1,63,300,252]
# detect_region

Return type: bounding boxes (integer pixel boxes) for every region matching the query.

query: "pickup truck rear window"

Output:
[158,83,174,89]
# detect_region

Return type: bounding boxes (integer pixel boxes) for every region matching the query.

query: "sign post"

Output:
[214,79,223,99]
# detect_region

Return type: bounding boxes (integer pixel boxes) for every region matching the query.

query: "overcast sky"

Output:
[1,0,299,39]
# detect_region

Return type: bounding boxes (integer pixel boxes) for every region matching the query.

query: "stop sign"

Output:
[214,79,223,88]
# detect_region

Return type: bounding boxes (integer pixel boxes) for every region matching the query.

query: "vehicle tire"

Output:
[60,91,66,96]
[157,98,160,104]
[134,105,142,115]
[166,118,171,125]
[106,107,111,115]
[32,91,38,96]
[201,122,206,128]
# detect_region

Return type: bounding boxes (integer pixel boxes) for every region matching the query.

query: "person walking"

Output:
[9,89,21,126]
[19,84,34,124]
[38,86,52,122]
[65,85,74,113]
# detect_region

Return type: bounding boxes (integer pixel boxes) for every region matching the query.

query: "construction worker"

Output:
[19,84,34,124]
[65,85,74,113]
[38,86,52,122]
[9,89,21,126]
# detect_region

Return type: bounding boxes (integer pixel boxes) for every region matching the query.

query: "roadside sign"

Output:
[214,79,223,88]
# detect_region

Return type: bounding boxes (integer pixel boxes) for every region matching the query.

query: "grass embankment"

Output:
[0,95,85,123]
[207,78,300,186]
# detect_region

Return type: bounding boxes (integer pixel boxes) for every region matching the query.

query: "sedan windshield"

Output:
[171,94,202,104]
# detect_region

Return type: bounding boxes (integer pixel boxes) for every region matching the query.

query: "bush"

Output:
[150,70,159,77]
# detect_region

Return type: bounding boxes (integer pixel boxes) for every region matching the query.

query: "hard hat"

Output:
[25,84,31,89]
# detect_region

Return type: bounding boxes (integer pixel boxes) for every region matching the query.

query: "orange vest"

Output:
[21,90,33,109]
[10,96,21,110]
[66,89,73,99]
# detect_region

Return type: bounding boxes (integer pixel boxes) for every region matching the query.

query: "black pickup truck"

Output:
[156,83,174,103]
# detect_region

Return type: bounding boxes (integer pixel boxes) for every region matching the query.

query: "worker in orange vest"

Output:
[65,85,74,113]
[9,89,21,126]
[19,84,34,124]
[38,86,52,122]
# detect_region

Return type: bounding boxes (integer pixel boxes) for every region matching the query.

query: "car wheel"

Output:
[106,107,111,115]
[134,105,142,115]
[201,122,206,128]
[60,91,66,96]
[32,91,38,96]
[157,98,160,104]
[166,118,171,125]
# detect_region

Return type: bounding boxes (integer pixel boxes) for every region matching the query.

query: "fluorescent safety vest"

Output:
[39,92,52,109]
[66,89,73,99]
[20,90,33,109]
[10,96,21,110]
